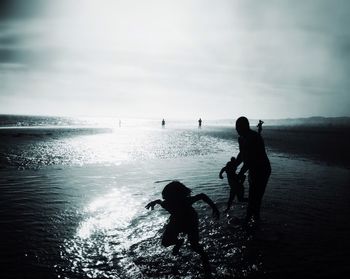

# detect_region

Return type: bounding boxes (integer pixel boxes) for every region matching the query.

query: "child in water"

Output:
[145,181,220,277]
[219,157,248,213]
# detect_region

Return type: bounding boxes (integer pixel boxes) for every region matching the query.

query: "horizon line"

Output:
[0,113,350,122]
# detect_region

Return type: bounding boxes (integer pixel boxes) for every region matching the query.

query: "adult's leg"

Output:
[247,170,270,220]
[237,183,248,202]
[256,168,271,218]
[246,175,255,220]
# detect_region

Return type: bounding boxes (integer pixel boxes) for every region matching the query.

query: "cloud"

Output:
[0,0,350,118]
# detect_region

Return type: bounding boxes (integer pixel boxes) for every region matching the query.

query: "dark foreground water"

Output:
[0,117,349,278]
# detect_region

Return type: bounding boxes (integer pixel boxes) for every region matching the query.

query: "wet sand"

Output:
[262,126,350,169]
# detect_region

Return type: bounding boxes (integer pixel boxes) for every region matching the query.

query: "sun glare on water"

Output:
[61,185,164,278]
[77,188,139,239]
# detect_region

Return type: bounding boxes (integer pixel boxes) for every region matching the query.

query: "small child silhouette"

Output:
[219,157,248,213]
[145,181,219,277]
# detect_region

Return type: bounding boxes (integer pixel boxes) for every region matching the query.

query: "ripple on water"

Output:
[1,127,235,169]
[60,186,166,278]
[59,183,263,278]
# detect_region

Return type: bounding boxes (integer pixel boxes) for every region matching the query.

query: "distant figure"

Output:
[198,118,202,128]
[162,118,165,127]
[219,157,248,213]
[119,119,122,128]
[257,120,264,134]
[234,116,271,222]
[146,181,220,278]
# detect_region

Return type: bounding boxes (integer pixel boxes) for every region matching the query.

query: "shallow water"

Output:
[0,120,350,278]
[0,125,233,169]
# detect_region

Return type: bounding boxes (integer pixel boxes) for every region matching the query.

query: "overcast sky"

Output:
[0,0,349,119]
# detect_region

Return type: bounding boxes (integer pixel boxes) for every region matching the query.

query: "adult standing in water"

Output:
[198,118,202,128]
[162,118,165,127]
[234,116,271,222]
[257,120,264,134]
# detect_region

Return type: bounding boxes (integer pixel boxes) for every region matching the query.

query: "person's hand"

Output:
[237,172,245,183]
[219,174,224,179]
[145,201,156,210]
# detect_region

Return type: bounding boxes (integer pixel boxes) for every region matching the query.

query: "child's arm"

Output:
[219,167,226,179]
[191,194,220,219]
[145,199,162,210]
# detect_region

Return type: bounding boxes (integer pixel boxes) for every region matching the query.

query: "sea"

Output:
[0,115,349,278]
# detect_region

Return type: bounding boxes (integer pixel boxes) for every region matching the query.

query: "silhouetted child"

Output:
[145,181,219,277]
[219,157,247,213]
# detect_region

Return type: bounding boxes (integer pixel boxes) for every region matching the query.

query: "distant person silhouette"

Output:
[119,119,122,128]
[219,157,248,213]
[234,116,271,222]
[162,118,165,127]
[198,118,202,128]
[257,120,264,134]
[146,181,220,278]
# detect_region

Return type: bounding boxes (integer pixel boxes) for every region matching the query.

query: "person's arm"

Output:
[235,137,244,168]
[191,194,220,219]
[239,164,249,175]
[235,152,243,168]
[219,167,226,179]
[145,199,162,210]
[237,163,249,181]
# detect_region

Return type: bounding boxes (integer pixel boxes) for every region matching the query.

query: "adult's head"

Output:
[235,116,250,136]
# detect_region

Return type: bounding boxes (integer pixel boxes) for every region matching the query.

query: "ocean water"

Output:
[0,115,349,278]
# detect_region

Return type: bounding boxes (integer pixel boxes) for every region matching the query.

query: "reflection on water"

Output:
[2,119,349,278]
[62,186,167,278]
[60,179,261,278]
[77,188,139,239]
[1,126,234,169]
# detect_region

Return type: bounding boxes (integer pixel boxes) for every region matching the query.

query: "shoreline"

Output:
[1,124,349,171]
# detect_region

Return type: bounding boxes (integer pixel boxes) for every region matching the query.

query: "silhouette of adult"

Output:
[234,116,271,221]
[257,120,264,134]
[198,118,202,128]
[162,118,165,127]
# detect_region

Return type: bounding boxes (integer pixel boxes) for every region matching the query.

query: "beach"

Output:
[0,118,350,278]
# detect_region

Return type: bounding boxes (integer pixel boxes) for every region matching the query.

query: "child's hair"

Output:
[230,157,236,162]
[162,181,192,201]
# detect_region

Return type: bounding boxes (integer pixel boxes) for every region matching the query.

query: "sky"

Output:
[0,0,349,120]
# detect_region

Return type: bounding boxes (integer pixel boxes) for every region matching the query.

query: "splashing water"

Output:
[61,185,169,278]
